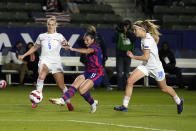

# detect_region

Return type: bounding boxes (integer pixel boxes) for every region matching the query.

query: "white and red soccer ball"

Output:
[0,80,6,90]
[29,90,43,104]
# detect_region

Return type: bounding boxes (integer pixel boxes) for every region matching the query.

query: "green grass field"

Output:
[0,85,196,131]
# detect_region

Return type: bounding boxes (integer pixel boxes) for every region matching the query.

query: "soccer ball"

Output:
[29,90,43,104]
[0,80,6,90]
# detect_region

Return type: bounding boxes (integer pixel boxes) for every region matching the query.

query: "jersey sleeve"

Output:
[59,34,67,48]
[143,38,151,50]
[35,34,41,45]
[59,34,66,43]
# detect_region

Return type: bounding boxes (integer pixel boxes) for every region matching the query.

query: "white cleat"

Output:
[91,100,98,113]
[49,98,65,106]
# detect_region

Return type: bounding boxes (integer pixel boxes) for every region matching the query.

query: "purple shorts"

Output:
[83,71,103,86]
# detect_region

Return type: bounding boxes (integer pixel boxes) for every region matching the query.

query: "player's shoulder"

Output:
[38,33,48,38]
[145,33,153,40]
[144,33,154,43]
[90,43,100,53]
[89,43,99,49]
[55,32,64,37]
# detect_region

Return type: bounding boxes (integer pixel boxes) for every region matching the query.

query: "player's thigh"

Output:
[38,64,49,80]
[71,75,86,89]
[53,72,64,88]
[78,79,94,94]
[128,68,146,84]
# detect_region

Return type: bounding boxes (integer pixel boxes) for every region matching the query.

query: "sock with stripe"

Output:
[81,91,94,105]
[63,86,70,103]
[62,86,77,102]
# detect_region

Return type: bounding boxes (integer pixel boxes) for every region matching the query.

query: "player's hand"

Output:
[18,55,24,60]
[64,45,73,51]
[62,40,69,46]
[127,51,134,59]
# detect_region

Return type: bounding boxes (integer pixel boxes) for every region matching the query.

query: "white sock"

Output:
[173,95,181,105]
[36,79,44,92]
[63,86,70,103]
[123,96,130,108]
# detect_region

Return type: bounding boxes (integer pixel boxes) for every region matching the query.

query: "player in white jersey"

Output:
[18,16,74,111]
[114,20,184,114]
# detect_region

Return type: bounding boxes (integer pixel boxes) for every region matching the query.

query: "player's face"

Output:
[84,36,94,47]
[133,27,143,37]
[47,20,56,33]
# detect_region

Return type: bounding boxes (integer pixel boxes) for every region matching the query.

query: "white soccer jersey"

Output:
[35,32,65,64]
[141,33,162,69]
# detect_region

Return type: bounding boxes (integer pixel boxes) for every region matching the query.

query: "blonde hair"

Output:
[133,20,161,36]
[47,16,57,32]
[87,25,96,32]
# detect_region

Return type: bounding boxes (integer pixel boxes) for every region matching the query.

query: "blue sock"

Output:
[62,86,77,101]
[81,91,94,105]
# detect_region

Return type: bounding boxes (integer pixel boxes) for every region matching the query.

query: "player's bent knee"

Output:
[75,75,84,82]
[78,87,85,95]
[127,78,134,86]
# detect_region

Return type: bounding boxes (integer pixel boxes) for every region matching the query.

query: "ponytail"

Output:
[133,19,161,36]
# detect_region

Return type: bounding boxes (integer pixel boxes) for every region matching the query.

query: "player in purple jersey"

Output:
[49,31,103,113]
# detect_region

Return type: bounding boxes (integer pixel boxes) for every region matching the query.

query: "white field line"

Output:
[0,119,176,131]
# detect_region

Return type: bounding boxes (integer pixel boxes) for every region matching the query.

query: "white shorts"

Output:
[38,60,63,74]
[137,65,165,81]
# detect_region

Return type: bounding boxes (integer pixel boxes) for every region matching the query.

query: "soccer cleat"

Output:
[177,98,184,114]
[67,102,74,111]
[114,105,128,112]
[91,100,98,113]
[32,103,38,108]
[49,98,65,106]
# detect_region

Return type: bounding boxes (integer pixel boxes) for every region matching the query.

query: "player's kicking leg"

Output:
[49,85,77,110]
[53,72,74,111]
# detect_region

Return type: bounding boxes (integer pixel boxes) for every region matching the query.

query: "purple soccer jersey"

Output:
[83,43,103,86]
[86,43,103,72]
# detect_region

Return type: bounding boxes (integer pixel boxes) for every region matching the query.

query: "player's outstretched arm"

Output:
[18,44,40,60]
[65,46,94,54]
[72,48,94,54]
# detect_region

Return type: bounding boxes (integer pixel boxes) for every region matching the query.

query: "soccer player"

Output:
[18,16,74,111]
[114,20,184,114]
[49,31,103,113]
